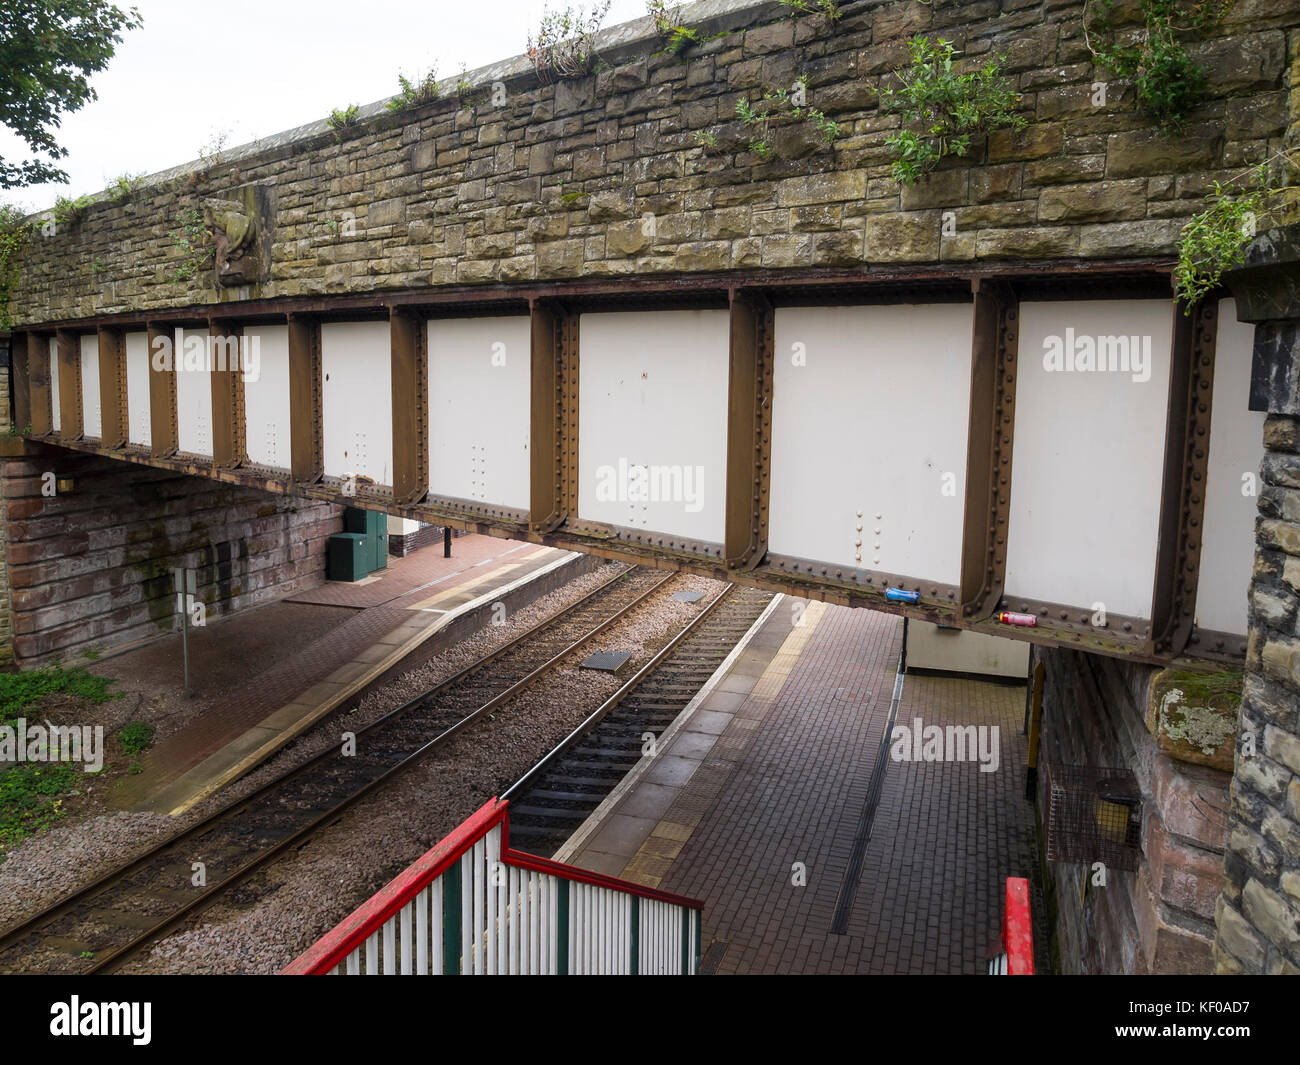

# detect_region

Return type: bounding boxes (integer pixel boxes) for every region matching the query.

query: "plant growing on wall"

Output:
[112,171,144,203]
[327,104,360,139]
[527,2,611,82]
[722,75,840,160]
[879,36,1024,186]
[646,0,702,54]
[1086,0,1227,134]
[1174,149,1299,311]
[197,129,230,169]
[387,67,440,112]
[0,204,33,328]
[53,193,92,228]
[775,0,841,19]
[170,205,212,284]
[1084,0,1231,133]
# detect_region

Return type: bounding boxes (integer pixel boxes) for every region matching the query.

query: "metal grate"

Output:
[1045,763,1143,872]
[579,650,632,673]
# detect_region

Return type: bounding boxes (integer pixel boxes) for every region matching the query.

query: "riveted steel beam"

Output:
[209,319,246,469]
[96,325,127,448]
[287,314,323,484]
[723,290,773,570]
[390,306,428,504]
[1149,299,1218,658]
[960,280,1019,620]
[529,298,568,533]
[39,426,1244,668]
[55,328,83,442]
[560,306,581,523]
[147,323,179,458]
[27,332,52,437]
[12,332,32,436]
[10,259,1176,335]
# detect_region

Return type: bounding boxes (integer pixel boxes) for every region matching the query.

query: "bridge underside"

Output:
[9,263,1261,668]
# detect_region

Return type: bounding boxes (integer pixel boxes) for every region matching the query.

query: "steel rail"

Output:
[502,582,736,804]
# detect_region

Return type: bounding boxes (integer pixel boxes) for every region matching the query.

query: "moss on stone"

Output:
[1147,667,1242,771]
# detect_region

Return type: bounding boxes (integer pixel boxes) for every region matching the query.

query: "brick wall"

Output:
[0,444,342,667]
[1038,646,1234,974]
[6,0,1298,322]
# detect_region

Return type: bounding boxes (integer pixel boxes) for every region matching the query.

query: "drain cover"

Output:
[580,650,632,673]
[672,589,706,603]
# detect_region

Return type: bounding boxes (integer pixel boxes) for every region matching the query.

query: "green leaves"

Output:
[387,69,439,113]
[1174,151,1299,311]
[1175,171,1265,310]
[0,203,33,328]
[0,0,143,188]
[528,2,612,81]
[170,205,211,284]
[880,36,1024,186]
[1086,0,1227,133]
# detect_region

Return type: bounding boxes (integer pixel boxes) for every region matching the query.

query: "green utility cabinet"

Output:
[343,507,388,571]
[327,533,371,582]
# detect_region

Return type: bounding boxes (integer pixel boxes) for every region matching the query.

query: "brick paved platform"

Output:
[559,596,1047,975]
[104,536,574,815]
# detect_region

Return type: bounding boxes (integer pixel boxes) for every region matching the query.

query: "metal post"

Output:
[444,526,452,558]
[174,567,195,696]
[1024,660,1045,801]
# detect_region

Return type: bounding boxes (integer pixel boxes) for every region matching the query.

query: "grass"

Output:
[0,666,115,727]
[0,665,117,862]
[0,763,77,858]
[117,721,154,757]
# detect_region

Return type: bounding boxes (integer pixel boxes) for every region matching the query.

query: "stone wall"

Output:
[0,445,342,667]
[1037,646,1234,974]
[1214,417,1300,975]
[7,0,1299,324]
[1210,227,1300,974]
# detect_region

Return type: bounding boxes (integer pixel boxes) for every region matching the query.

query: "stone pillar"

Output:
[1214,225,1300,974]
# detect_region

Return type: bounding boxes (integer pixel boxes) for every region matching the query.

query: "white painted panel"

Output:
[1196,300,1266,636]
[79,334,101,438]
[1006,300,1174,618]
[174,327,212,457]
[770,304,973,584]
[427,317,531,509]
[577,310,729,544]
[48,337,60,432]
[243,325,291,469]
[322,321,392,486]
[125,331,151,447]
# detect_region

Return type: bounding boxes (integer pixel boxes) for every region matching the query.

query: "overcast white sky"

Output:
[0,0,651,210]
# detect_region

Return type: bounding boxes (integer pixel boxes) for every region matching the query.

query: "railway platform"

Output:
[101,535,579,815]
[556,597,1047,975]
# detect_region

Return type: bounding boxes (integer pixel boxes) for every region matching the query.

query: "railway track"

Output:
[0,563,674,975]
[502,583,775,857]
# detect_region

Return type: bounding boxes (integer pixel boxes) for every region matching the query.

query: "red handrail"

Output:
[282,797,703,974]
[1002,877,1034,975]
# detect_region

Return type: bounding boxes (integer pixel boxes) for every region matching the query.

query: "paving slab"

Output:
[557,596,1047,974]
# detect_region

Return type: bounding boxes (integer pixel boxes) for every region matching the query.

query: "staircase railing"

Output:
[282,797,703,975]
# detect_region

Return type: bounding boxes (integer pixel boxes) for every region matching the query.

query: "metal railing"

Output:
[986,876,1034,975]
[282,798,702,975]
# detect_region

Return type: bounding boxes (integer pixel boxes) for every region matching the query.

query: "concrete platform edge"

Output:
[552,591,786,865]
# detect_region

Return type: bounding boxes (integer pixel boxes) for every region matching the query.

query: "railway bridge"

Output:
[1,0,1299,977]
[3,274,1264,669]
